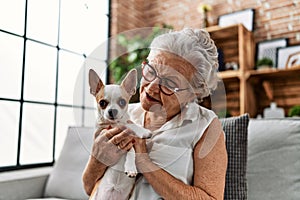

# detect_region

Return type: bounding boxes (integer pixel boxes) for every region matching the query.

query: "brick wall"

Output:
[110,0,300,116]
[111,0,300,45]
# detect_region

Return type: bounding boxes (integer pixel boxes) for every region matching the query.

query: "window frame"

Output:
[0,0,111,172]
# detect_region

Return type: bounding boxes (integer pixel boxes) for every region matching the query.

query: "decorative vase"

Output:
[203,13,209,28]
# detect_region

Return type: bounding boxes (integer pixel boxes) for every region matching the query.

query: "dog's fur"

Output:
[88,69,150,200]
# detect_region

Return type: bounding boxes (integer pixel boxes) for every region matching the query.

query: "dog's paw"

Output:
[125,171,138,178]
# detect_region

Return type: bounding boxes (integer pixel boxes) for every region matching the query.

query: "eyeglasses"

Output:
[141,61,190,96]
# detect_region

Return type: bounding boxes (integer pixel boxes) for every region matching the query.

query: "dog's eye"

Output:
[118,98,127,108]
[99,100,108,109]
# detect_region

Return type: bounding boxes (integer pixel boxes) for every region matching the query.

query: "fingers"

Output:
[107,128,132,143]
[122,141,134,151]
[118,138,135,150]
[104,127,121,140]
[94,128,103,139]
[132,137,152,154]
[100,127,134,150]
[113,136,135,152]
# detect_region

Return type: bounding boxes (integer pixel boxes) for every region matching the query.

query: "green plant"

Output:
[256,57,273,68]
[288,105,300,117]
[109,24,173,83]
[217,110,232,118]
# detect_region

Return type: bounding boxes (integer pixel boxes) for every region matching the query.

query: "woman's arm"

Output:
[82,128,108,195]
[134,118,227,200]
[192,118,227,199]
[82,156,107,195]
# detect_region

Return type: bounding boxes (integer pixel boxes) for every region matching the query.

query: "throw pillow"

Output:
[221,113,249,200]
[44,126,94,200]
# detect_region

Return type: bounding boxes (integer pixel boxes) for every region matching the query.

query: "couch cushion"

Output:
[44,127,94,200]
[247,118,300,200]
[221,113,249,200]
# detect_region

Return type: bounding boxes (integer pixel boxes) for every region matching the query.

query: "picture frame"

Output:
[218,8,255,31]
[256,38,288,68]
[276,45,300,69]
[286,51,300,68]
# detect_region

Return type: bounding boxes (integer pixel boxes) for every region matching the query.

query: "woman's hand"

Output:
[132,136,157,174]
[91,126,135,166]
[83,126,135,195]
[132,137,148,154]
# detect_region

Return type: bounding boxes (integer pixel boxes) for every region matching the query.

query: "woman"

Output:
[83,28,227,199]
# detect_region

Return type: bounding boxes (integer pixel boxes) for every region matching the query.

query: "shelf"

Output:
[218,70,240,80]
[208,24,300,118]
[248,66,300,116]
[248,66,300,81]
[206,24,239,34]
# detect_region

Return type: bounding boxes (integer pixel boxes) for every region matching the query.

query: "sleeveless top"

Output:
[128,102,217,200]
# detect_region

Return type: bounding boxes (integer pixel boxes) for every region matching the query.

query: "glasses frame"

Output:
[141,61,190,96]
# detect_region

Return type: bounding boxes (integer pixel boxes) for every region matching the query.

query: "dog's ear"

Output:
[89,69,104,96]
[121,69,137,96]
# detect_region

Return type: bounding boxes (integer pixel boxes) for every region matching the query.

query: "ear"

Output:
[121,69,137,96]
[89,69,104,96]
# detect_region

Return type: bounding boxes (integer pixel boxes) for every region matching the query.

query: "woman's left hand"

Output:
[132,137,148,154]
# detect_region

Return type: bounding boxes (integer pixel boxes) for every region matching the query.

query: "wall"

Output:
[110,0,300,116]
[111,0,300,45]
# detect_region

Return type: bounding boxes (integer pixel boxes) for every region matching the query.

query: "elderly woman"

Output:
[83,28,227,199]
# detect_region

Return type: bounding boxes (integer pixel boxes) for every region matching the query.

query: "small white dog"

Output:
[88,68,150,200]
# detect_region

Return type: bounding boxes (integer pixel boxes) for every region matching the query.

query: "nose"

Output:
[108,109,118,119]
[146,77,160,93]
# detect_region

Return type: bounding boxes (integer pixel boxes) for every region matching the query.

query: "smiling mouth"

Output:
[146,92,160,103]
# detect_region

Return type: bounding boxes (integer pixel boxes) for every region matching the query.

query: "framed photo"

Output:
[276,45,300,69]
[256,38,288,68]
[218,8,255,31]
[286,52,300,68]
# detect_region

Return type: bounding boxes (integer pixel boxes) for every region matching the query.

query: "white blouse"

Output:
[128,102,217,200]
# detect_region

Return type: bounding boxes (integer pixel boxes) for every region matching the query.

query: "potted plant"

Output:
[288,105,300,117]
[256,57,274,70]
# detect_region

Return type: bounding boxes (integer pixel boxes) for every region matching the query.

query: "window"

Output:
[0,0,110,171]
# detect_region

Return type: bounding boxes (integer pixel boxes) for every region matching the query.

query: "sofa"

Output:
[0,116,299,200]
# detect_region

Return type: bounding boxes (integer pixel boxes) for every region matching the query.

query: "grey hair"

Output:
[147,28,219,100]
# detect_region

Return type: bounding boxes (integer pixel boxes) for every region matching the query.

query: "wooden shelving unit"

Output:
[247,67,300,116]
[205,24,300,118]
[204,24,256,117]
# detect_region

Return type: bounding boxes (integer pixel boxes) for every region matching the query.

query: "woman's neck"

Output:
[144,109,182,131]
[144,111,167,131]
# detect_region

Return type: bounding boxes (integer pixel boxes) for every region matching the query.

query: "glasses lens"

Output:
[142,63,156,82]
[142,62,187,96]
[160,78,178,95]
[160,85,173,95]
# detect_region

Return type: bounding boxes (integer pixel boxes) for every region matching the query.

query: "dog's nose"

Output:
[108,109,118,119]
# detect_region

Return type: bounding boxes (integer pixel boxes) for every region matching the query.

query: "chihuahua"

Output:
[88,68,150,200]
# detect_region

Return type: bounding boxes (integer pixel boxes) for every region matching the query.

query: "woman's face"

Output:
[140,51,196,120]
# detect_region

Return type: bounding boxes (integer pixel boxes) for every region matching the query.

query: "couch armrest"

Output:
[0,167,52,200]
